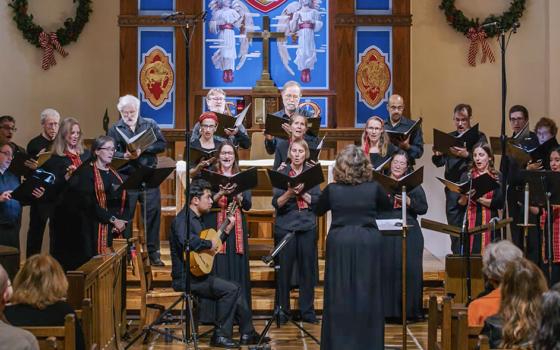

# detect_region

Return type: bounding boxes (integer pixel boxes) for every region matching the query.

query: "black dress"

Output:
[199,190,253,324]
[315,182,385,350]
[369,143,398,170]
[42,152,91,271]
[377,185,427,319]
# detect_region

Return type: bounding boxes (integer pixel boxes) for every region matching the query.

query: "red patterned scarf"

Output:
[64,150,82,168]
[540,205,560,263]
[467,169,495,254]
[93,163,126,254]
[216,195,244,255]
[289,167,308,210]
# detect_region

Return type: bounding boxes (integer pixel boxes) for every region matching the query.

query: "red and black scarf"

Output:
[540,205,560,263]
[64,150,82,168]
[467,169,495,254]
[93,163,126,254]
[289,167,308,210]
[216,168,244,255]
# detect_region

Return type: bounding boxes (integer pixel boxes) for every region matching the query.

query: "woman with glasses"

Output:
[378,150,427,321]
[189,112,223,178]
[198,141,257,333]
[190,89,251,149]
[361,116,398,170]
[41,117,92,271]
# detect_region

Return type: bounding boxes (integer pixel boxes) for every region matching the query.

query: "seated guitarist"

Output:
[169,179,268,348]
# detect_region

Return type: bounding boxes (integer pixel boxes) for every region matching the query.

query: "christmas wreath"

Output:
[8,0,92,70]
[439,0,526,66]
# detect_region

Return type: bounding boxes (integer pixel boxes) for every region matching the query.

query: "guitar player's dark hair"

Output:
[188,179,212,204]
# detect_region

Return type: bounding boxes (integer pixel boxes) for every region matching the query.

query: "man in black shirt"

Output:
[25,108,60,257]
[108,95,167,266]
[504,105,540,253]
[385,94,424,163]
[432,104,487,254]
[264,80,315,155]
[170,179,267,348]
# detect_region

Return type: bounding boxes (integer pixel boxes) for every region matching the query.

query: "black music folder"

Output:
[308,135,326,162]
[386,117,423,143]
[110,157,129,170]
[519,170,560,206]
[433,124,481,155]
[373,157,392,172]
[188,147,217,165]
[267,163,324,194]
[8,150,52,178]
[201,167,258,196]
[120,157,176,191]
[11,169,56,204]
[371,166,424,193]
[214,103,251,138]
[437,173,499,200]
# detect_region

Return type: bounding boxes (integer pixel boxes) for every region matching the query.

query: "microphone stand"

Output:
[542,175,553,283]
[249,231,321,350]
[460,176,474,303]
[401,186,409,350]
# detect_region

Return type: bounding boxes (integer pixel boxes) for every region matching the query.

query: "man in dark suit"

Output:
[385,94,424,164]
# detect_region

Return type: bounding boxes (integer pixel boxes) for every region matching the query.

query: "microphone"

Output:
[161,11,184,20]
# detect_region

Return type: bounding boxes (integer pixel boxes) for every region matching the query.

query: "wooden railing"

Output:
[66,239,128,350]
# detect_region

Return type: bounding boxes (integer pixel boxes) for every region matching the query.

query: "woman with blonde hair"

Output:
[5,254,85,350]
[361,116,397,169]
[482,258,547,349]
[41,117,91,270]
[315,144,386,349]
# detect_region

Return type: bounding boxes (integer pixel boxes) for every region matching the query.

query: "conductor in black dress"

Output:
[315,144,385,350]
[432,104,487,254]
[108,95,167,266]
[272,139,320,324]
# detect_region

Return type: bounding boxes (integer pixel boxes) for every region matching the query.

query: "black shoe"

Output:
[210,335,240,348]
[239,330,270,345]
[149,257,165,266]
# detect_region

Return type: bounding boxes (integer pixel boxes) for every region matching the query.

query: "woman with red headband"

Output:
[189,112,223,178]
[361,116,398,170]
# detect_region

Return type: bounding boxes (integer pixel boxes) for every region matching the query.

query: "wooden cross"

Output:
[247,15,285,92]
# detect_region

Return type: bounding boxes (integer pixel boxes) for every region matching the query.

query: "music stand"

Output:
[249,232,320,350]
[520,170,560,282]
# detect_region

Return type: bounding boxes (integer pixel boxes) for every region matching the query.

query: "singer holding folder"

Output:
[432,104,487,254]
[272,114,319,170]
[41,118,91,271]
[458,142,504,254]
[361,116,398,169]
[272,139,320,324]
[198,141,254,325]
[189,112,223,178]
[378,150,427,321]
[108,95,167,266]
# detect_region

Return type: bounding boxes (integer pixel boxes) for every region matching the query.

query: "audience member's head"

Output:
[10,255,68,310]
[333,144,372,185]
[0,264,12,314]
[40,108,60,141]
[499,258,548,348]
[534,288,560,350]
[482,240,523,287]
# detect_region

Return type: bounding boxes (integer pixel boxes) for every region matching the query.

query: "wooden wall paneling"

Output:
[393,26,411,114]
[174,28,186,129]
[119,27,137,97]
[333,25,356,127]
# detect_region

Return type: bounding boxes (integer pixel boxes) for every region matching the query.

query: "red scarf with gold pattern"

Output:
[289,168,308,210]
[540,205,560,263]
[467,169,495,254]
[216,195,244,255]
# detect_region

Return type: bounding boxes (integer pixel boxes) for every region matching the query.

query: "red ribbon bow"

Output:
[466,27,495,67]
[38,31,68,70]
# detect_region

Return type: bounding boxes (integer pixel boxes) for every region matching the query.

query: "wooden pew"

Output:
[428,295,453,350]
[66,239,128,350]
[23,314,76,350]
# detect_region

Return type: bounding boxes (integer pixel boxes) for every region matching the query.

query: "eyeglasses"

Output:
[0,150,13,158]
[366,127,382,132]
[1,126,17,132]
[98,147,115,152]
[201,124,216,130]
[389,106,404,111]
[220,151,235,156]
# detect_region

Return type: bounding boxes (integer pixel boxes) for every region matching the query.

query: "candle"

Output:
[524,183,529,225]
[402,186,407,226]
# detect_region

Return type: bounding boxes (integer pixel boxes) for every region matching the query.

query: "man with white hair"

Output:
[25,108,60,257]
[0,264,39,350]
[467,240,523,326]
[108,95,167,266]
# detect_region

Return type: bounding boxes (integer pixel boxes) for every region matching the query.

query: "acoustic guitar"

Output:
[189,202,238,277]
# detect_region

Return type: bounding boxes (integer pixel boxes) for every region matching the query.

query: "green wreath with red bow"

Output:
[439,0,525,66]
[8,0,92,70]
